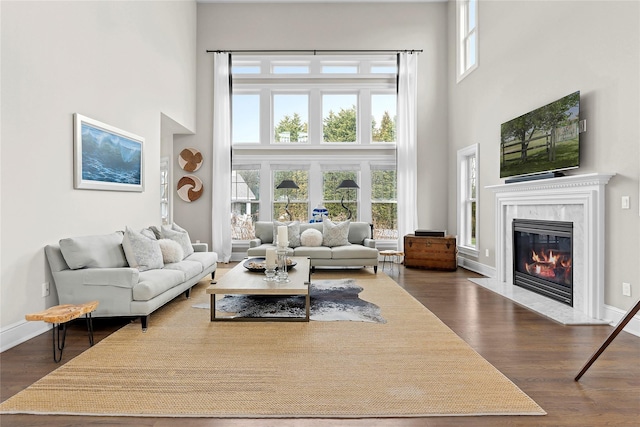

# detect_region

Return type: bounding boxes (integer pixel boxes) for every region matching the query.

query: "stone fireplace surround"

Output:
[471,173,615,325]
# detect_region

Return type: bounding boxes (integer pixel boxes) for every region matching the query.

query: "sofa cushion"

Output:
[322,220,351,247]
[347,222,372,244]
[331,245,379,260]
[59,232,128,270]
[185,251,218,271]
[158,239,184,264]
[292,246,332,259]
[133,269,185,301]
[162,224,194,259]
[300,228,323,247]
[163,260,203,280]
[273,221,301,247]
[122,227,164,272]
[247,244,293,257]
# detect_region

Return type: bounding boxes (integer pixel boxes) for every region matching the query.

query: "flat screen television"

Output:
[500,91,580,180]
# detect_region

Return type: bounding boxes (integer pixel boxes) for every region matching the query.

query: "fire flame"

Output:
[525,248,572,281]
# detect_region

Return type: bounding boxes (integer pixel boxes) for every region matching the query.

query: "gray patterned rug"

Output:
[194,279,386,323]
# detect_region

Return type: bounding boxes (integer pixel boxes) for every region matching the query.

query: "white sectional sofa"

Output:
[45,227,217,330]
[247,221,379,273]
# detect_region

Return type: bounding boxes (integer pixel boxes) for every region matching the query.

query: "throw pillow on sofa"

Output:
[322,219,351,247]
[122,227,164,271]
[272,221,301,247]
[59,232,128,270]
[161,223,194,258]
[158,239,184,264]
[300,228,323,247]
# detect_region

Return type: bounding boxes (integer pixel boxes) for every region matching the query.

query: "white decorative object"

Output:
[277,225,288,248]
[265,247,276,267]
[158,239,184,264]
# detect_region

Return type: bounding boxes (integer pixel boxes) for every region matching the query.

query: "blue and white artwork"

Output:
[81,123,141,184]
[74,114,144,192]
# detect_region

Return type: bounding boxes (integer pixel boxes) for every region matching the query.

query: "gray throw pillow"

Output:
[122,227,164,271]
[59,232,128,270]
[272,221,301,248]
[322,219,351,247]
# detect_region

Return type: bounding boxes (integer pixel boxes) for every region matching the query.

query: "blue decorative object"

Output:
[311,204,329,223]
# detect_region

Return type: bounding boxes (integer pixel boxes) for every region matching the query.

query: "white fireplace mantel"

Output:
[486,173,615,322]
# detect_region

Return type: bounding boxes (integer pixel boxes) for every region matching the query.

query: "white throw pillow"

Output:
[158,239,184,264]
[122,227,164,271]
[322,219,351,247]
[161,223,194,258]
[272,221,301,248]
[300,228,323,247]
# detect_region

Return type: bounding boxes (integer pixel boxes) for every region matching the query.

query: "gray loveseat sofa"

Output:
[247,221,379,273]
[45,229,217,330]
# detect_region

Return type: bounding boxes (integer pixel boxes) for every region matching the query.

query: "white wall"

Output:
[173,2,450,248]
[0,0,196,347]
[448,0,640,312]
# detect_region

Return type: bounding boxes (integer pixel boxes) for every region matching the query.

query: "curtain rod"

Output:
[206,49,422,54]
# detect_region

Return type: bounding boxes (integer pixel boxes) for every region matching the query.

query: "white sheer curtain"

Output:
[396,52,418,252]
[211,53,232,262]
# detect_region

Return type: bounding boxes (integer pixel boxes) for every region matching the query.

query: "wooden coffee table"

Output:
[206,257,311,322]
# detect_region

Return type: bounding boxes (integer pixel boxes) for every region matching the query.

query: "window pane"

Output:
[468,32,477,68]
[469,0,477,30]
[322,65,358,74]
[273,65,309,74]
[231,169,260,240]
[273,170,308,221]
[371,64,397,74]
[232,94,260,143]
[471,201,477,245]
[323,94,357,143]
[273,94,309,143]
[371,94,397,143]
[323,171,358,221]
[232,65,260,74]
[470,155,477,198]
[371,169,398,240]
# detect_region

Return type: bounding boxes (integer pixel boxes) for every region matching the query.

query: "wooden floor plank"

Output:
[1,265,639,426]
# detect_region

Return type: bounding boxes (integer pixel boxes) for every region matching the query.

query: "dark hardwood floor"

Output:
[2,264,639,426]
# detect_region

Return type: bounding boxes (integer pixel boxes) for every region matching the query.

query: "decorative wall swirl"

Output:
[178,148,203,172]
[177,175,203,202]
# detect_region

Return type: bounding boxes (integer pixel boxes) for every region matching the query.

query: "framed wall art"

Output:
[74,113,144,192]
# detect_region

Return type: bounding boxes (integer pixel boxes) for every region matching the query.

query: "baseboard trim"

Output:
[603,304,640,338]
[1,319,50,353]
[457,257,496,278]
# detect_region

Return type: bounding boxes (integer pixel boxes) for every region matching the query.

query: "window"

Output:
[322,170,359,221]
[273,169,308,221]
[231,168,260,239]
[230,55,398,245]
[160,158,170,226]
[457,0,478,81]
[457,144,479,256]
[371,167,397,240]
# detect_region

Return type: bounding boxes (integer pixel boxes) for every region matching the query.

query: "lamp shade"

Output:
[336,179,359,189]
[276,180,299,189]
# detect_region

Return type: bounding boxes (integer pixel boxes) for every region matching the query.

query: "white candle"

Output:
[265,247,276,267]
[277,225,288,247]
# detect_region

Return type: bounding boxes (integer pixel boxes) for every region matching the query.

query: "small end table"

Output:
[380,250,405,272]
[25,300,99,362]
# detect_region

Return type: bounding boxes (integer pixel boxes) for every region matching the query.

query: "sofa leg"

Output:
[184,288,191,299]
[141,316,148,332]
[374,265,378,274]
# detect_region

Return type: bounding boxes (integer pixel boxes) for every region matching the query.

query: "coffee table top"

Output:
[206,256,310,296]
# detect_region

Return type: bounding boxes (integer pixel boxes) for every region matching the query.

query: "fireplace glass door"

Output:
[513,219,573,306]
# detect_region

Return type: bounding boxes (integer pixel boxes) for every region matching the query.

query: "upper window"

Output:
[457,0,478,81]
[457,144,479,256]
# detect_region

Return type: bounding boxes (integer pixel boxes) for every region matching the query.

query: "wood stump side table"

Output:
[25,300,99,362]
[380,250,405,272]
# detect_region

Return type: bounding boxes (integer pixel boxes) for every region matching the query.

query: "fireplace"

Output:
[513,219,573,306]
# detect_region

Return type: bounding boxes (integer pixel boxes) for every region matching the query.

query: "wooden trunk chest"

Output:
[404,234,457,271]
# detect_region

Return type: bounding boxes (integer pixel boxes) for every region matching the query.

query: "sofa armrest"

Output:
[192,242,208,252]
[54,267,140,290]
[249,238,262,248]
[364,238,376,248]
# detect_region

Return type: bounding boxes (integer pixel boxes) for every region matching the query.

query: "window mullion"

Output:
[260,88,271,145]
[309,88,322,145]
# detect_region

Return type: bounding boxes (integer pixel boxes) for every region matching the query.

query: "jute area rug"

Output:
[0,269,545,418]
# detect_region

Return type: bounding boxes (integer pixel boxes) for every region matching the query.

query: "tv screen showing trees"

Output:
[500,91,580,179]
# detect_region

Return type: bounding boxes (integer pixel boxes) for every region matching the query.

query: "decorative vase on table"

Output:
[276,225,290,283]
